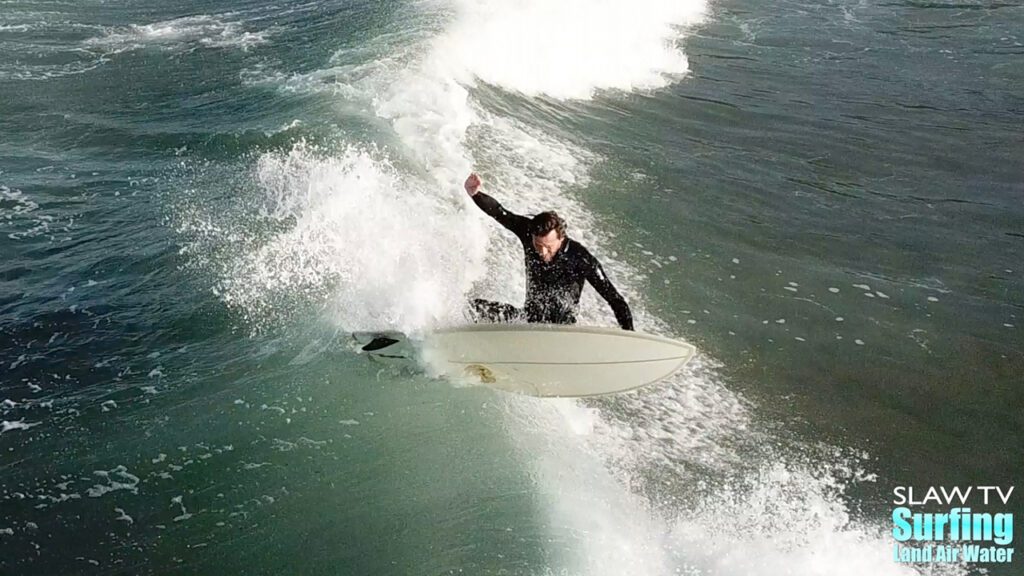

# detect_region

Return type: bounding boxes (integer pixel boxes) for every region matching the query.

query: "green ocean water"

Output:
[1,1,1021,575]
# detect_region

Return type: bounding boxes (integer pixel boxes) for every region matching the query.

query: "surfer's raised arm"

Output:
[465,173,530,237]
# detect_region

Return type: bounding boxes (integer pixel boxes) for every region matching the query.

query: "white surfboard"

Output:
[352,324,696,398]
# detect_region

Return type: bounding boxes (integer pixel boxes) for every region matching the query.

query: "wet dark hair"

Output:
[529,211,566,238]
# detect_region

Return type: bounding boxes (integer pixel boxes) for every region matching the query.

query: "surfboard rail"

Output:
[354,324,696,397]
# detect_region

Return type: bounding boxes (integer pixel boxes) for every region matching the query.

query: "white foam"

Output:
[438,0,708,99]
[667,460,926,576]
[1,186,57,239]
[242,462,271,470]
[86,466,139,498]
[204,142,488,333]
[83,15,273,54]
[171,495,192,522]
[114,507,134,525]
[1,419,40,434]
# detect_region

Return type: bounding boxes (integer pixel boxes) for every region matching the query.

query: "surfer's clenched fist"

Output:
[464,172,482,196]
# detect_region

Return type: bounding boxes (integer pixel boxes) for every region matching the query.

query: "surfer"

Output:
[464,173,634,331]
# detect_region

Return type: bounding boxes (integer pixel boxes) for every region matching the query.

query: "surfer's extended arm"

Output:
[465,173,530,237]
[583,252,634,331]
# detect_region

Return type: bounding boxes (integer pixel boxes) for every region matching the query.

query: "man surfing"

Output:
[464,173,634,331]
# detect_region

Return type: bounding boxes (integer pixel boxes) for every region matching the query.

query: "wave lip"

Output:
[438,0,709,99]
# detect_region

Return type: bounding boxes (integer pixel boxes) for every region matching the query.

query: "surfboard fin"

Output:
[361,336,401,353]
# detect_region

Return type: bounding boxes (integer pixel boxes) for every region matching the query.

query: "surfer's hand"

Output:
[464,173,482,196]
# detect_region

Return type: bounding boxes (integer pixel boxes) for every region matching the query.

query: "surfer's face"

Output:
[532,230,564,263]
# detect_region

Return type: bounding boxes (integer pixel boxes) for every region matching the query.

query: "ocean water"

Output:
[1,0,1021,575]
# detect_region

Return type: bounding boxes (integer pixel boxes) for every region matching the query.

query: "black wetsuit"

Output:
[471,191,634,331]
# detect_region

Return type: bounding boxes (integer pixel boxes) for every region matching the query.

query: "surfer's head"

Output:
[530,211,566,262]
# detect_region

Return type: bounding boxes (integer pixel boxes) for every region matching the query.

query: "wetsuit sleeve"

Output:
[472,191,531,238]
[584,254,634,331]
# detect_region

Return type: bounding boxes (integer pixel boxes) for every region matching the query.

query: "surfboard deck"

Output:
[351,324,695,398]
